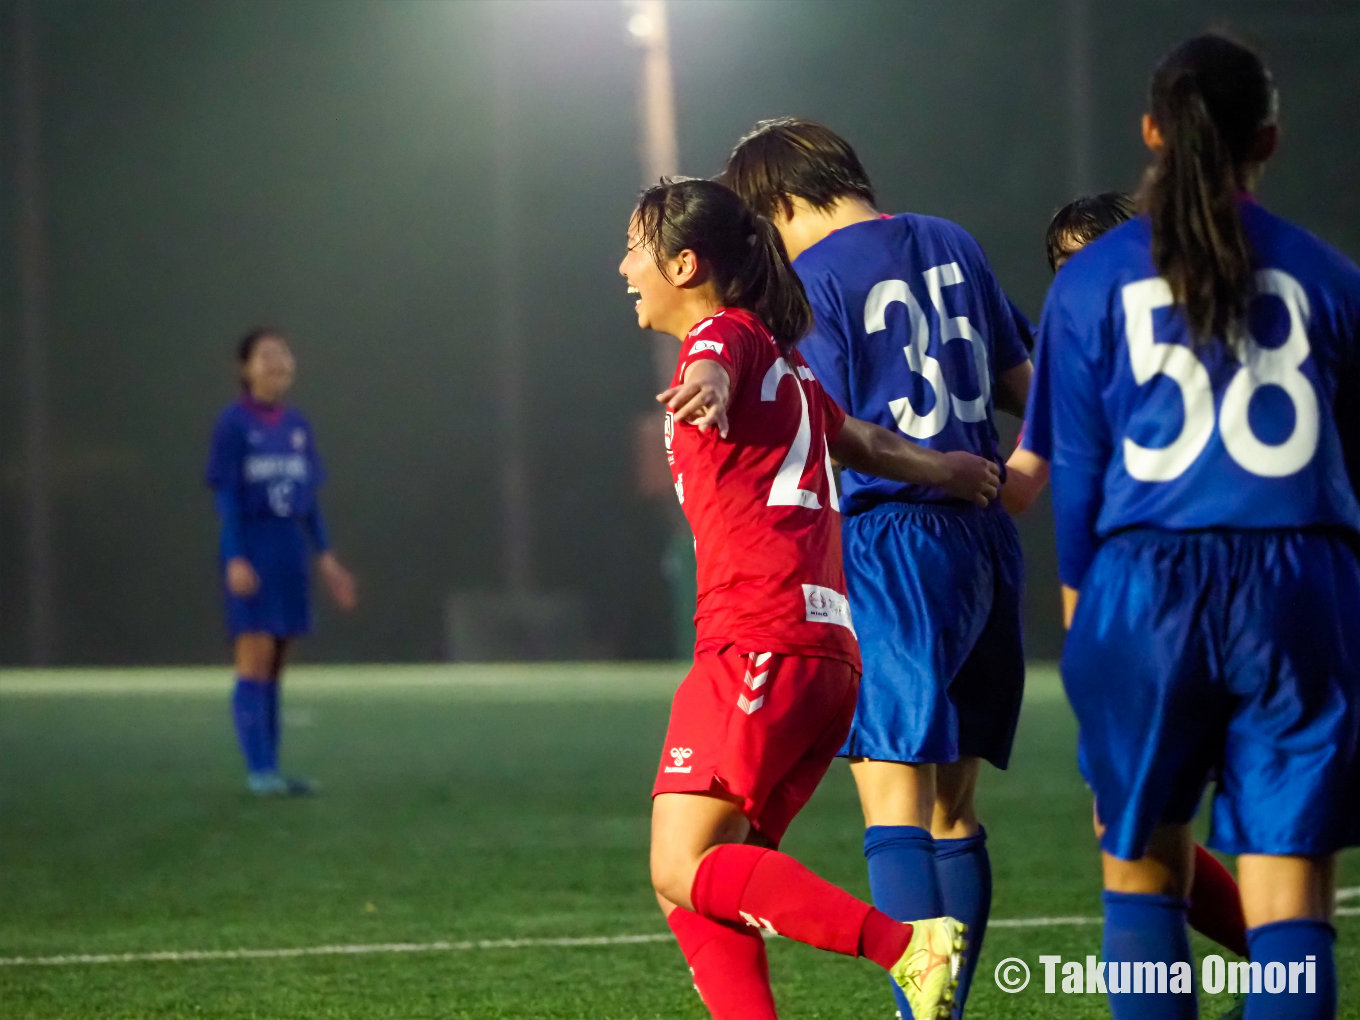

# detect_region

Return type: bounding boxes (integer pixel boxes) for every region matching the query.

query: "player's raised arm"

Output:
[829,416,1000,507]
[657,359,731,437]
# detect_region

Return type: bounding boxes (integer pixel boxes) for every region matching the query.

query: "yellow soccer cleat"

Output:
[888,916,967,1020]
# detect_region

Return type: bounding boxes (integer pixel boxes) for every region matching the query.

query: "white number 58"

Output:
[1121,268,1319,482]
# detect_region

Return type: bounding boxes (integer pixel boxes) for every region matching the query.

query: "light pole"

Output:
[623,0,695,658]
[15,0,55,665]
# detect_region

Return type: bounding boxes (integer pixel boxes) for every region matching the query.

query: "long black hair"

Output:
[236,326,286,392]
[1140,34,1276,349]
[634,177,812,350]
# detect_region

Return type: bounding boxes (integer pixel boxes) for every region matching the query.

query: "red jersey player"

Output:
[621,178,1000,1020]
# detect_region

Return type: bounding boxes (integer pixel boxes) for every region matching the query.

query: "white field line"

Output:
[6,900,1358,968]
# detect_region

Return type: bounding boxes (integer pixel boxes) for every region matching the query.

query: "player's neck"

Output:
[782,196,881,261]
[667,292,725,341]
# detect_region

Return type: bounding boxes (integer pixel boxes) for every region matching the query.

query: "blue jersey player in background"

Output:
[1026,35,1360,1020]
[206,328,357,796]
[726,119,1034,1018]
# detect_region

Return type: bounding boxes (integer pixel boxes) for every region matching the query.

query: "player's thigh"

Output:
[1237,854,1336,928]
[1212,532,1360,857]
[234,632,277,678]
[848,758,936,829]
[932,757,982,839]
[949,514,1026,771]
[1064,532,1222,861]
[270,638,291,679]
[754,668,859,843]
[650,791,750,908]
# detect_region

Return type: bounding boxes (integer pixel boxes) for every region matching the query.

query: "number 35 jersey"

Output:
[1024,202,1360,588]
[794,214,1033,514]
[666,307,860,669]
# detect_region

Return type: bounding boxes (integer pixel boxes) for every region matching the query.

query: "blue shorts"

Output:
[223,522,312,639]
[838,502,1025,768]
[1064,528,1360,860]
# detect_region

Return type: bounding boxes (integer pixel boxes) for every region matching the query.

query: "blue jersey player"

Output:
[1026,36,1360,1020]
[726,119,1033,1018]
[206,328,357,796]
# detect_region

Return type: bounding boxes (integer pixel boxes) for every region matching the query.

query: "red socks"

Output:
[690,843,911,967]
[667,908,778,1020]
[1188,844,1248,957]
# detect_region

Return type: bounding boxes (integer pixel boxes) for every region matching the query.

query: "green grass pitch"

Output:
[1,663,1356,1019]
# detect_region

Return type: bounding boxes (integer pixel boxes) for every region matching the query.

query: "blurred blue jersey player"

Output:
[1026,36,1360,1020]
[206,328,357,796]
[726,119,1034,1018]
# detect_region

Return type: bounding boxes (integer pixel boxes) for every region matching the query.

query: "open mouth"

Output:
[627,285,640,309]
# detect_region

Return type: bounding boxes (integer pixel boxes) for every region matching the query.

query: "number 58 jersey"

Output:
[666,307,860,669]
[1025,202,1360,589]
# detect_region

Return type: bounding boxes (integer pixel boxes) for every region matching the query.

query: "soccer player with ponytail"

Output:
[622,177,1002,1019]
[1026,35,1360,1020]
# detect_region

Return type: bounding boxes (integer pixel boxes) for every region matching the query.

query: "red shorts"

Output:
[652,646,859,847]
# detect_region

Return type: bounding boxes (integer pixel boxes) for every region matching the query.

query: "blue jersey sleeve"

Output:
[966,233,1034,370]
[1033,284,1112,588]
[795,273,852,412]
[206,412,247,560]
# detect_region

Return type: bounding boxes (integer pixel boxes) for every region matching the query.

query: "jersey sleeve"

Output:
[205,412,247,561]
[1032,283,1112,589]
[818,384,847,444]
[678,314,748,385]
[961,229,1034,370]
[795,273,853,413]
[204,411,243,490]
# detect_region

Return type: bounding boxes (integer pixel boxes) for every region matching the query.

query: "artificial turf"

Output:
[1,663,1356,1019]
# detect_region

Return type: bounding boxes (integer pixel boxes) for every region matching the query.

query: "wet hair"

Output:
[634,177,812,349]
[721,118,875,221]
[1140,34,1276,349]
[1046,192,1137,271]
[236,327,286,391]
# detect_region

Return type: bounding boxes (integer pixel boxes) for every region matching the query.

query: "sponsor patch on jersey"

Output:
[802,584,856,635]
[691,339,725,356]
[292,428,308,451]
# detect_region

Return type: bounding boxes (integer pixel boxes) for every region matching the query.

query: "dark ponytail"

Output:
[635,177,812,350]
[1140,34,1275,351]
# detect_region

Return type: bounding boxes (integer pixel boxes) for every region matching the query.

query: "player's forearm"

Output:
[1000,448,1050,514]
[212,487,248,561]
[831,417,950,488]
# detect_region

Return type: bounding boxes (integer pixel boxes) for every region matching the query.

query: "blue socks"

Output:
[265,680,281,755]
[231,678,277,776]
[1244,919,1336,1019]
[935,827,992,1015]
[1101,891,1196,1019]
[865,826,941,1019]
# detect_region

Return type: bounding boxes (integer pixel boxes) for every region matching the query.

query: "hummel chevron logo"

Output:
[737,694,765,715]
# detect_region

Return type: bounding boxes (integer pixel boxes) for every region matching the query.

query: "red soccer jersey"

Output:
[664,307,860,668]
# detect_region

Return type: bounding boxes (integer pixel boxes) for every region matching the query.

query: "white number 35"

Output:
[1121,268,1319,481]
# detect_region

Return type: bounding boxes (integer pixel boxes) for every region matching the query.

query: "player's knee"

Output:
[649,846,697,908]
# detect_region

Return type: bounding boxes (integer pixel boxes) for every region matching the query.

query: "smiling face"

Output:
[241,335,295,404]
[618,214,675,334]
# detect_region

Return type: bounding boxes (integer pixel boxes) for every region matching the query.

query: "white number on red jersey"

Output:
[761,358,840,512]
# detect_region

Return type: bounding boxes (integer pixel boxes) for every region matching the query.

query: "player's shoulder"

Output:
[1245,202,1360,297]
[212,401,249,434]
[1048,216,1150,311]
[687,306,773,354]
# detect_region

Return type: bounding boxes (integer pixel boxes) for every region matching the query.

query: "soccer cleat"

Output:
[888,917,966,1020]
[247,771,319,797]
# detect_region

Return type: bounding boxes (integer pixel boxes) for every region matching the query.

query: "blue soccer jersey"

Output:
[795,214,1033,513]
[206,399,330,637]
[1026,201,1360,588]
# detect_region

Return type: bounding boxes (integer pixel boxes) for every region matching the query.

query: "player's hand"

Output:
[226,557,260,598]
[318,551,358,612]
[940,451,1001,507]
[657,363,731,438]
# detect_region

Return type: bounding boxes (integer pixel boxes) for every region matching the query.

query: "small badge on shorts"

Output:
[664,747,693,773]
